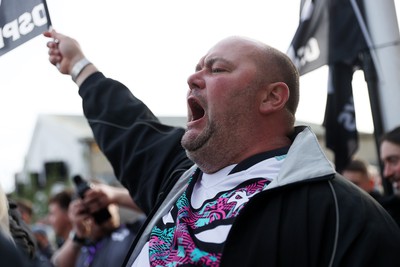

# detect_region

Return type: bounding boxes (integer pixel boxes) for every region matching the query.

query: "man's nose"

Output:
[187,71,205,91]
[383,164,393,179]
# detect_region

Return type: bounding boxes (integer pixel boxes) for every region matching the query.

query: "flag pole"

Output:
[42,0,53,27]
[360,0,400,194]
[362,0,400,132]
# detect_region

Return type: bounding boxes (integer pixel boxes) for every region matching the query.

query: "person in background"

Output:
[51,181,144,267]
[32,224,55,262]
[340,158,400,226]
[0,229,31,267]
[16,198,34,225]
[341,158,382,200]
[44,30,400,267]
[368,164,384,195]
[14,198,55,265]
[379,126,400,227]
[1,185,43,267]
[380,126,400,193]
[48,189,74,248]
[0,184,13,242]
[8,198,37,260]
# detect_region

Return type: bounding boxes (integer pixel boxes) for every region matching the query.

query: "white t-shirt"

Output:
[132,154,286,267]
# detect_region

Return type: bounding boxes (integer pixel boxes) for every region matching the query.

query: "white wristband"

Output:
[70,58,91,82]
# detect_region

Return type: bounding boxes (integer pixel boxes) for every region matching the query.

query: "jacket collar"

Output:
[267,126,336,190]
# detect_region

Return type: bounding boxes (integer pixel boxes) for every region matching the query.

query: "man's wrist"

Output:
[70,58,92,82]
[69,231,87,245]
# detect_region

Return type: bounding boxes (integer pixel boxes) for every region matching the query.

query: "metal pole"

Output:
[362,0,400,132]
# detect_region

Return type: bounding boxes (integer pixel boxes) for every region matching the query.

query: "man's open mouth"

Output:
[188,97,205,122]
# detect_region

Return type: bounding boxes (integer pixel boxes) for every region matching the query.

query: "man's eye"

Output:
[211,68,225,73]
[388,156,400,164]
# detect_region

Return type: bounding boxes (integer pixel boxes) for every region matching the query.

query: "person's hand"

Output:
[43,30,85,75]
[68,199,92,238]
[82,183,114,214]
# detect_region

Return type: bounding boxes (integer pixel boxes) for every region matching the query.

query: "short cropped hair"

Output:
[48,189,73,211]
[254,44,300,116]
[380,126,400,146]
[343,159,369,175]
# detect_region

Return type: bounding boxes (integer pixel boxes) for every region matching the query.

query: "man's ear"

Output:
[259,82,290,114]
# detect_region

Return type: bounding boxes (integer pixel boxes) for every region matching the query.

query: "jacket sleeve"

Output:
[78,72,193,214]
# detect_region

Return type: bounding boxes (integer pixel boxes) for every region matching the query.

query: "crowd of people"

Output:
[0,178,144,267]
[50,181,144,267]
[341,157,400,227]
[339,126,400,228]
[1,27,400,267]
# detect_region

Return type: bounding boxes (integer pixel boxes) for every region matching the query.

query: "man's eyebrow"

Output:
[195,57,232,71]
[206,57,232,67]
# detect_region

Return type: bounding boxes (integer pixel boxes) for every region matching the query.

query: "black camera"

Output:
[72,175,111,225]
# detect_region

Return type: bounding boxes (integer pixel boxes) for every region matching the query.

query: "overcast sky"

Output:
[0,0,398,193]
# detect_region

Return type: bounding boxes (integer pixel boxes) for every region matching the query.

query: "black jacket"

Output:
[79,72,400,267]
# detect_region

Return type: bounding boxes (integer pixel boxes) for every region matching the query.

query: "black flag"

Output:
[324,63,358,173]
[287,0,329,75]
[0,0,51,57]
[288,0,368,173]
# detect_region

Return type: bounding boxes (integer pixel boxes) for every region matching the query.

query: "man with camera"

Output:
[51,181,144,267]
